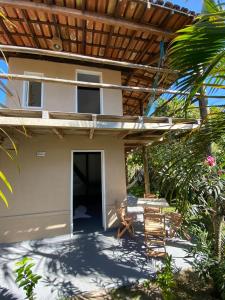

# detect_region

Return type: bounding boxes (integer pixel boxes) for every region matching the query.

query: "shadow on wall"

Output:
[0,229,155,299]
[0,215,68,243]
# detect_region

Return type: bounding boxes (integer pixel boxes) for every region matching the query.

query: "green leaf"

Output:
[0,171,12,193]
[0,189,8,208]
[19,279,29,288]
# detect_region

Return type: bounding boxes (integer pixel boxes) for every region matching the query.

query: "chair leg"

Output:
[117,226,127,239]
[126,224,134,237]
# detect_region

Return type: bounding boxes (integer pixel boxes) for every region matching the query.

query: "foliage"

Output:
[155,255,176,300]
[168,0,225,110]
[0,10,19,208]
[191,225,225,299]
[154,98,200,119]
[15,257,42,300]
[128,184,144,198]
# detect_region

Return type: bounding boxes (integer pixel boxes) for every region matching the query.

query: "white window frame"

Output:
[70,150,106,235]
[23,71,44,109]
[75,69,103,114]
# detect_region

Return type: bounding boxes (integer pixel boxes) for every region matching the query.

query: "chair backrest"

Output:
[167,212,182,227]
[144,207,160,214]
[144,193,158,199]
[117,206,127,223]
[144,213,165,231]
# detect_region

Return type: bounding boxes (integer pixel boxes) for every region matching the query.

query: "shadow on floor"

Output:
[0,226,192,300]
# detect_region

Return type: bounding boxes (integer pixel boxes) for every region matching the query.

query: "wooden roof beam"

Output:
[20,9,40,48]
[0,17,158,43]
[13,126,33,138]
[52,128,63,139]
[0,17,16,45]
[0,45,177,75]
[89,114,97,140]
[0,0,174,38]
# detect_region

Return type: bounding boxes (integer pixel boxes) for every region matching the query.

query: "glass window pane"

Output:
[28,81,42,107]
[77,72,101,114]
[78,87,100,114]
[77,73,100,83]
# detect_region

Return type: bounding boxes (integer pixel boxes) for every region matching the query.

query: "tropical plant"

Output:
[191,225,225,299]
[15,257,42,300]
[168,0,225,116]
[155,255,176,300]
[0,129,17,207]
[154,97,200,119]
[0,11,19,208]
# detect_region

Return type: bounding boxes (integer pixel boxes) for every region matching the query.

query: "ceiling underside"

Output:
[0,0,195,115]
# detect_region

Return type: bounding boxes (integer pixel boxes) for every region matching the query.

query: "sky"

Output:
[172,0,202,12]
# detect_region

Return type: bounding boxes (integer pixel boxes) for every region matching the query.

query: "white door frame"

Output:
[70,150,106,234]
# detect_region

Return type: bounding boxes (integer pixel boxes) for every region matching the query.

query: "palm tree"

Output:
[169,0,225,118]
[164,0,225,260]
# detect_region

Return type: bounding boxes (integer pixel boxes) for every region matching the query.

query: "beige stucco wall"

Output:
[6,57,123,115]
[0,135,127,243]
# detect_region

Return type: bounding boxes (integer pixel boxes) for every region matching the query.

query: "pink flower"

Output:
[206,156,216,167]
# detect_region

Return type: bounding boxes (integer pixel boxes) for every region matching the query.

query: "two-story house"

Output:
[0,0,197,243]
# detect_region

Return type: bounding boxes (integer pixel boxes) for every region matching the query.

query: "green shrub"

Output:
[191,225,225,299]
[15,257,42,300]
[155,255,176,300]
[128,184,144,198]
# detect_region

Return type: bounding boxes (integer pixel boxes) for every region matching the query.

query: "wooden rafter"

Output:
[20,9,40,48]
[0,0,175,38]
[52,128,63,139]
[0,45,177,75]
[0,17,162,43]
[0,17,15,44]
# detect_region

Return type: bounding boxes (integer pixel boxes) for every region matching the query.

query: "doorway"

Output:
[72,151,104,233]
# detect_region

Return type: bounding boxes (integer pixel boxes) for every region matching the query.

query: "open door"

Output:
[72,151,103,233]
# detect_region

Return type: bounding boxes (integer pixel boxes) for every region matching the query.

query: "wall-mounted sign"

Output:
[36,151,46,157]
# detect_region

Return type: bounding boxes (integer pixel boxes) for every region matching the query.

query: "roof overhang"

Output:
[0,109,199,151]
[0,0,196,115]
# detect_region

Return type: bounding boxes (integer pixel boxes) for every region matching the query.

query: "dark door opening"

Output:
[73,152,102,233]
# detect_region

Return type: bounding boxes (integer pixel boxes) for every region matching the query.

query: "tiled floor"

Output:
[0,226,193,300]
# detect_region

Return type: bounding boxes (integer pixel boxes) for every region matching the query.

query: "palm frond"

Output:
[168,1,225,110]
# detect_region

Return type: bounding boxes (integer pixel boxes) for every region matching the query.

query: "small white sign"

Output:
[36,151,46,157]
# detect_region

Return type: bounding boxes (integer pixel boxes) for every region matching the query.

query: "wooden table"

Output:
[127,198,169,221]
[137,197,169,208]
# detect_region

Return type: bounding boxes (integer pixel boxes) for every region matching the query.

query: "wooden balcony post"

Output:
[125,150,128,188]
[143,145,150,194]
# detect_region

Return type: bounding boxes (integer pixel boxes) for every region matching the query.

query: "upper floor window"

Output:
[76,71,102,114]
[23,72,43,108]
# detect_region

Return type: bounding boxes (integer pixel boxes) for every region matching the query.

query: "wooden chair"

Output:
[144,212,167,257]
[117,206,134,239]
[166,212,191,240]
[144,206,160,214]
[144,193,158,199]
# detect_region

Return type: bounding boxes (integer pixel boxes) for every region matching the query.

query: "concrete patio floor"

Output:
[0,226,193,300]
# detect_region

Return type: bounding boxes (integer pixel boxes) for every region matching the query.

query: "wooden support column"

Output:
[142,145,150,195]
[125,150,129,188]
